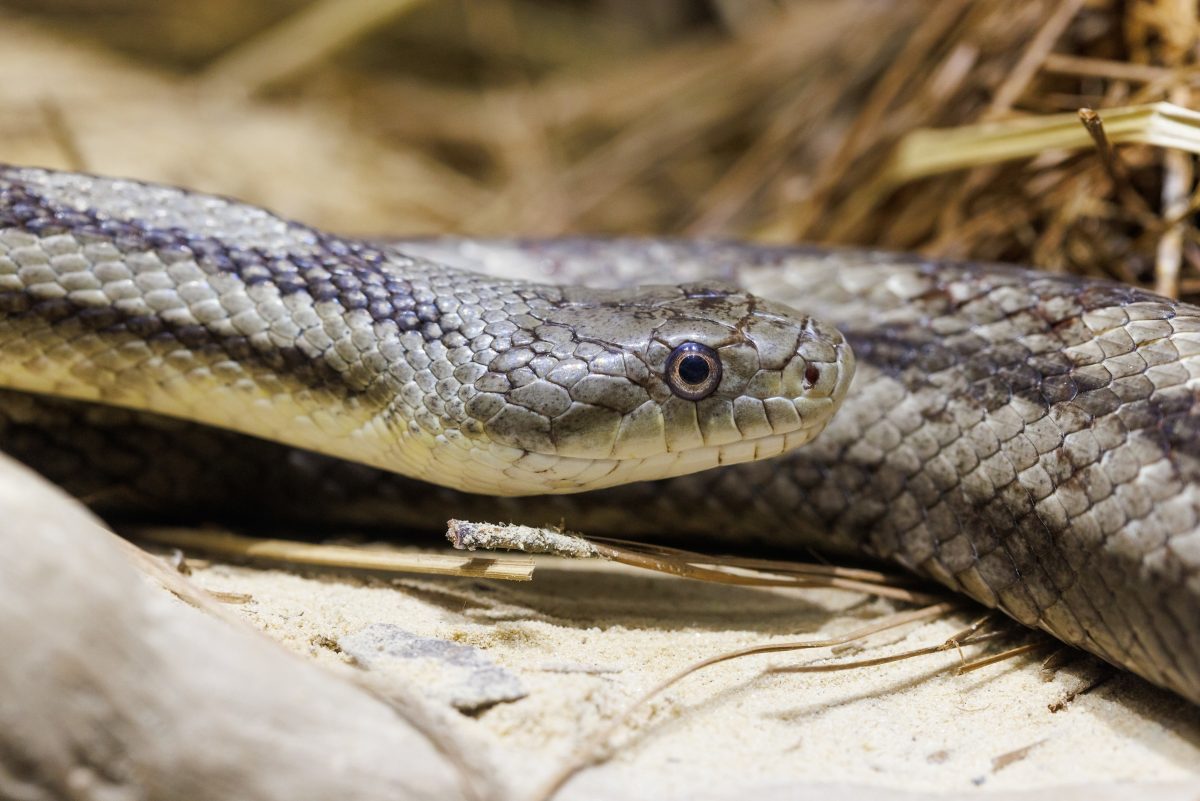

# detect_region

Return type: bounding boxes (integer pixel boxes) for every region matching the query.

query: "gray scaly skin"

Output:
[0,166,850,497]
[415,240,1200,704]
[2,168,1200,704]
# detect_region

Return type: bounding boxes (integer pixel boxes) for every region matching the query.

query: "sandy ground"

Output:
[181,544,1200,800]
[2,12,1198,800]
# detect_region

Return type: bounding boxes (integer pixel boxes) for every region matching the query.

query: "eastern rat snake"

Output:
[2,165,1198,705]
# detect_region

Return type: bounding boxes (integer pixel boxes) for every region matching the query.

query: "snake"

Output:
[1,165,1198,706]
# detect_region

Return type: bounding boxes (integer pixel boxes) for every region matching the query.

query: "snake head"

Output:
[446,278,855,495]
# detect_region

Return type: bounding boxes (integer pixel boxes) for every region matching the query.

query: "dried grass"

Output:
[1,0,1199,297]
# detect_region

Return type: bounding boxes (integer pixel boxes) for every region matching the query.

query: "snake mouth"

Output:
[483,422,835,496]
[625,360,853,485]
[470,343,854,496]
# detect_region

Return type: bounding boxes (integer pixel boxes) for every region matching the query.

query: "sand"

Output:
[181,544,1200,800]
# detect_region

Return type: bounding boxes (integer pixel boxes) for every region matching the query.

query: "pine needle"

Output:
[130,526,535,581]
[196,0,428,95]
[890,102,1200,183]
[533,601,982,801]
[446,519,936,603]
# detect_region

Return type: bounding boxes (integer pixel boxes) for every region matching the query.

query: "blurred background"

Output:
[1,0,1199,296]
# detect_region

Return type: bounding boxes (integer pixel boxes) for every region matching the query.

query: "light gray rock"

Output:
[341,623,528,712]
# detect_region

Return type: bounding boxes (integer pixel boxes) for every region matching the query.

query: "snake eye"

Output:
[665,342,722,401]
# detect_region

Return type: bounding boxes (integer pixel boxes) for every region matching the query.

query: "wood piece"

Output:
[0,455,492,801]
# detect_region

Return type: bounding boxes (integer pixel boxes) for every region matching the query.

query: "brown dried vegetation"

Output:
[2,0,1200,298]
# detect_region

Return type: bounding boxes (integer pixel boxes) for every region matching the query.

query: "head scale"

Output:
[415,278,855,495]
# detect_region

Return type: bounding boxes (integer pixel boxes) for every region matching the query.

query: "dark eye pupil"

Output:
[665,341,722,401]
[677,354,710,385]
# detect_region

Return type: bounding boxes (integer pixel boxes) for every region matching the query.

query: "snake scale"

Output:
[1,165,1198,705]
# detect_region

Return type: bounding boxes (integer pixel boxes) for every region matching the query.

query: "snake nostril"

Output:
[804,364,820,388]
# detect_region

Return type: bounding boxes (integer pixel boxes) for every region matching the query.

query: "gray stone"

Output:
[339,623,526,712]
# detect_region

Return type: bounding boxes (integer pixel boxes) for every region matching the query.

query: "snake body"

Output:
[2,166,1199,705]
[0,166,849,497]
